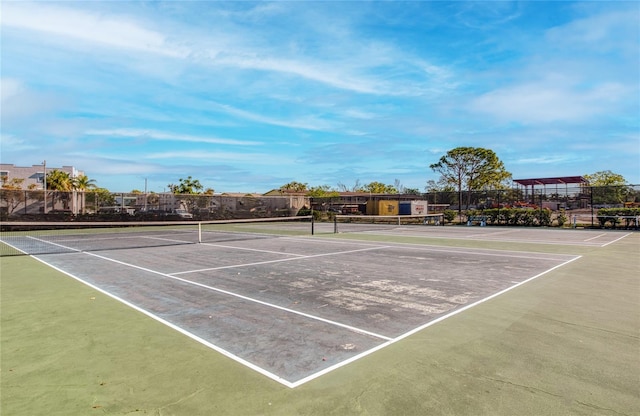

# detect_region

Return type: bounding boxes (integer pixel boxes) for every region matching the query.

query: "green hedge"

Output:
[466,208,552,227]
[596,208,640,228]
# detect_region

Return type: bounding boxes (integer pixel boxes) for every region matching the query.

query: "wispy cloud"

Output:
[469,81,628,124]
[454,2,523,30]
[2,2,451,97]
[207,102,339,132]
[545,8,639,54]
[512,155,576,165]
[0,78,67,123]
[1,2,638,192]
[2,2,186,58]
[0,134,36,151]
[85,128,262,146]
[144,150,290,165]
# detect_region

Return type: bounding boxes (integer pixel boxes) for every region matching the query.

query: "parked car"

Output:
[173,209,193,219]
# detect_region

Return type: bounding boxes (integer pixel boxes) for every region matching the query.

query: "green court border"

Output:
[2,230,638,415]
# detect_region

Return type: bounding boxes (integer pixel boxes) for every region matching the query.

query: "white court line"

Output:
[602,233,632,247]
[27,254,297,388]
[82,250,392,342]
[27,235,82,252]
[465,229,521,238]
[288,254,583,388]
[22,236,584,388]
[22,235,392,345]
[200,242,308,257]
[389,243,575,262]
[297,235,577,262]
[584,233,607,242]
[361,229,609,247]
[170,245,390,276]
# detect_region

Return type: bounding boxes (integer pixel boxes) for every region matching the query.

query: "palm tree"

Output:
[46,169,73,191]
[45,170,73,211]
[73,175,97,214]
[73,175,97,191]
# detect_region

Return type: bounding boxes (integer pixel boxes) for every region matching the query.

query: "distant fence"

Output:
[311,184,640,228]
[1,185,639,227]
[311,185,640,212]
[0,191,308,221]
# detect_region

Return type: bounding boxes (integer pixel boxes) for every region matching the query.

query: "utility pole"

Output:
[42,160,47,214]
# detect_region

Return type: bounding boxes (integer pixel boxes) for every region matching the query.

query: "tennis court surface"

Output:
[330,220,629,247]
[2,220,581,387]
[2,220,638,415]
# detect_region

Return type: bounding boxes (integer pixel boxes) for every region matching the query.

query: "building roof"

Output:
[513,176,588,186]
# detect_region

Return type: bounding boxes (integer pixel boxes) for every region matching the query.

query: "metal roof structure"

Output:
[513,176,588,187]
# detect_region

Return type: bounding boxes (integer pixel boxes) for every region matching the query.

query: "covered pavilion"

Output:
[513,176,589,207]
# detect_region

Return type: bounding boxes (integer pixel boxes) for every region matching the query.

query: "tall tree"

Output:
[403,188,421,195]
[279,181,308,192]
[170,176,204,194]
[430,147,511,216]
[585,171,628,205]
[393,179,405,194]
[362,181,397,194]
[584,170,626,186]
[306,185,339,198]
[336,180,362,192]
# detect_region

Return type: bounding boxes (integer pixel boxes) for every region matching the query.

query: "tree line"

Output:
[1,148,630,199]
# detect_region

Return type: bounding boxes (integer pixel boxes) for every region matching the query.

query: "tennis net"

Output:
[332,214,444,234]
[0,216,313,256]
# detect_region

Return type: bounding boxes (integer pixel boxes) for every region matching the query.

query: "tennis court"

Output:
[2,220,638,415]
[2,220,580,387]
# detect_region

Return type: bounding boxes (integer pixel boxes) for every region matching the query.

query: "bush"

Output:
[443,210,457,223]
[597,207,640,229]
[466,207,552,227]
[536,209,552,227]
[556,210,568,227]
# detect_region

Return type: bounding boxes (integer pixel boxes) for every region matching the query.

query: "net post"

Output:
[334,215,338,233]
[311,215,315,235]
[198,222,202,243]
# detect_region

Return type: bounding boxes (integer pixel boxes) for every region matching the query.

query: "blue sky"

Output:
[1,1,638,193]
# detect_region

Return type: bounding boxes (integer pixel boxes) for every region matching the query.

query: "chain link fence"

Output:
[0,191,308,221]
[1,185,639,228]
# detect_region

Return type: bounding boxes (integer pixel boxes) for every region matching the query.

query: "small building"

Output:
[0,163,86,215]
[0,163,84,189]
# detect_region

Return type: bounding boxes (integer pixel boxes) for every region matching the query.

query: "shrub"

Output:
[443,210,456,223]
[466,207,552,227]
[556,210,568,227]
[597,207,640,228]
[536,209,552,227]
